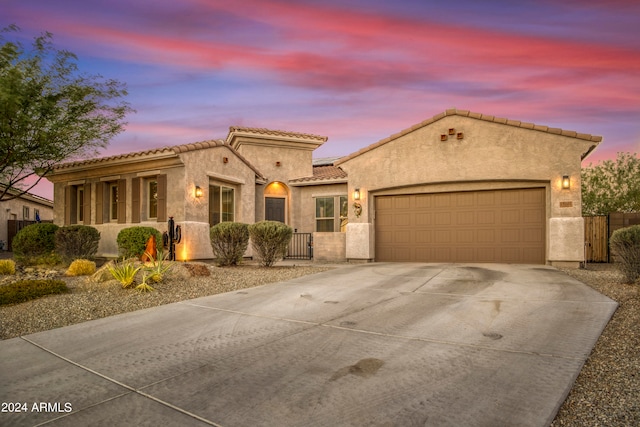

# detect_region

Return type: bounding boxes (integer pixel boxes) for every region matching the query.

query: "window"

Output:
[109,182,119,221]
[210,185,235,225]
[77,187,84,223]
[315,196,348,232]
[23,206,30,220]
[148,180,158,219]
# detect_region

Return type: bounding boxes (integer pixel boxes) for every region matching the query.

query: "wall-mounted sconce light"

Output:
[440,134,448,141]
[195,186,203,198]
[275,161,281,167]
[223,157,229,163]
[562,175,570,189]
[353,188,360,201]
[448,128,455,135]
[456,132,464,139]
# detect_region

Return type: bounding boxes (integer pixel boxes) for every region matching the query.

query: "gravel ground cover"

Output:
[552,264,639,426]
[1,261,637,425]
[0,261,332,340]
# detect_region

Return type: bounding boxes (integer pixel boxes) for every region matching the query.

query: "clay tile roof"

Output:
[228,126,328,142]
[335,109,603,165]
[50,139,266,181]
[289,165,347,183]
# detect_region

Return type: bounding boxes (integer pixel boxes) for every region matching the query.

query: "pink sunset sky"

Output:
[4,0,640,199]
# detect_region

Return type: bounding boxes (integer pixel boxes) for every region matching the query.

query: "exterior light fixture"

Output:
[195,186,203,198]
[353,188,360,200]
[562,175,570,190]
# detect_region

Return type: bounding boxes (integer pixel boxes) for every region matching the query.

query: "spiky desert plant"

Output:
[143,250,171,283]
[107,258,141,288]
[135,272,155,293]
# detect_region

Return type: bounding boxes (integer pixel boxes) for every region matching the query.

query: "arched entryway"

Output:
[264,181,289,223]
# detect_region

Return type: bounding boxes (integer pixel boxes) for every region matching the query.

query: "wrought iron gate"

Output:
[286,233,313,260]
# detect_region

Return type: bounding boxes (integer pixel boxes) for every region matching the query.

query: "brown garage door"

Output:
[375,188,545,263]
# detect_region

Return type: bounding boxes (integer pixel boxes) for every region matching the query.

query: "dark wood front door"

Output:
[265,197,285,223]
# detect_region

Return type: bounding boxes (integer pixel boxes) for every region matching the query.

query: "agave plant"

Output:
[143,250,172,283]
[107,258,142,288]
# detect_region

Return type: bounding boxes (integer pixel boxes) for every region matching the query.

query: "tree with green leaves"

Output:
[581,152,640,216]
[0,25,133,201]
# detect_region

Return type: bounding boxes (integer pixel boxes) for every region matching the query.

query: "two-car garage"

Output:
[375,188,546,264]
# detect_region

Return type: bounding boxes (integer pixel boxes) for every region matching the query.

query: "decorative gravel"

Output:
[0,262,332,340]
[1,262,637,425]
[552,264,640,426]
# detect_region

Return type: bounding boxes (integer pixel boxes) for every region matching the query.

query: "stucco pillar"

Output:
[346,222,374,261]
[548,217,585,268]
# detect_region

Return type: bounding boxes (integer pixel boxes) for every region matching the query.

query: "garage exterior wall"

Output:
[338,114,597,267]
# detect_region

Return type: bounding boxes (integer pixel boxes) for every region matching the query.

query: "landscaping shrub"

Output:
[55,225,100,261]
[12,223,60,265]
[248,221,293,267]
[0,259,16,275]
[66,259,97,276]
[0,279,68,306]
[116,227,162,259]
[610,225,640,284]
[210,222,249,266]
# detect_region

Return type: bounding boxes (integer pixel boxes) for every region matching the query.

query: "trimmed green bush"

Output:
[66,259,97,276]
[210,222,249,266]
[248,221,293,267]
[610,225,640,284]
[55,225,101,261]
[12,223,60,265]
[116,227,162,259]
[0,259,16,275]
[0,279,68,306]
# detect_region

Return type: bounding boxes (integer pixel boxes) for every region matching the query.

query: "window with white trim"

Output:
[315,196,348,232]
[210,184,235,225]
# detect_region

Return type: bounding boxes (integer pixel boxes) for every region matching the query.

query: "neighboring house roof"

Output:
[227,127,328,144]
[289,165,348,185]
[50,139,266,181]
[0,184,53,206]
[335,108,603,166]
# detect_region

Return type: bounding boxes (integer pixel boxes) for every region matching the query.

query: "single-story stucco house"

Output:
[45,108,601,268]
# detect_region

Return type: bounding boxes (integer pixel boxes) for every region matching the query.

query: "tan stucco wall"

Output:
[339,115,596,265]
[313,232,346,262]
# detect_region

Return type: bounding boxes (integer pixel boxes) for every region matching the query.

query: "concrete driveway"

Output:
[1,263,617,426]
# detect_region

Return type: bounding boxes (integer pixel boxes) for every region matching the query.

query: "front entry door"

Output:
[265,197,285,223]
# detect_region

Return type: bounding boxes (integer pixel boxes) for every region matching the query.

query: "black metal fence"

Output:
[287,233,313,260]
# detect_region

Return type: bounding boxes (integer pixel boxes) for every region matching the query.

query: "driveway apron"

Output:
[1,263,617,426]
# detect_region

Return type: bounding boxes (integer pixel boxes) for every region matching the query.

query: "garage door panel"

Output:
[394,196,411,209]
[477,229,496,243]
[501,209,521,224]
[456,230,475,243]
[435,212,452,225]
[415,230,432,243]
[375,188,545,264]
[415,212,432,226]
[394,213,411,227]
[477,211,495,224]
[434,230,452,243]
[456,211,475,225]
